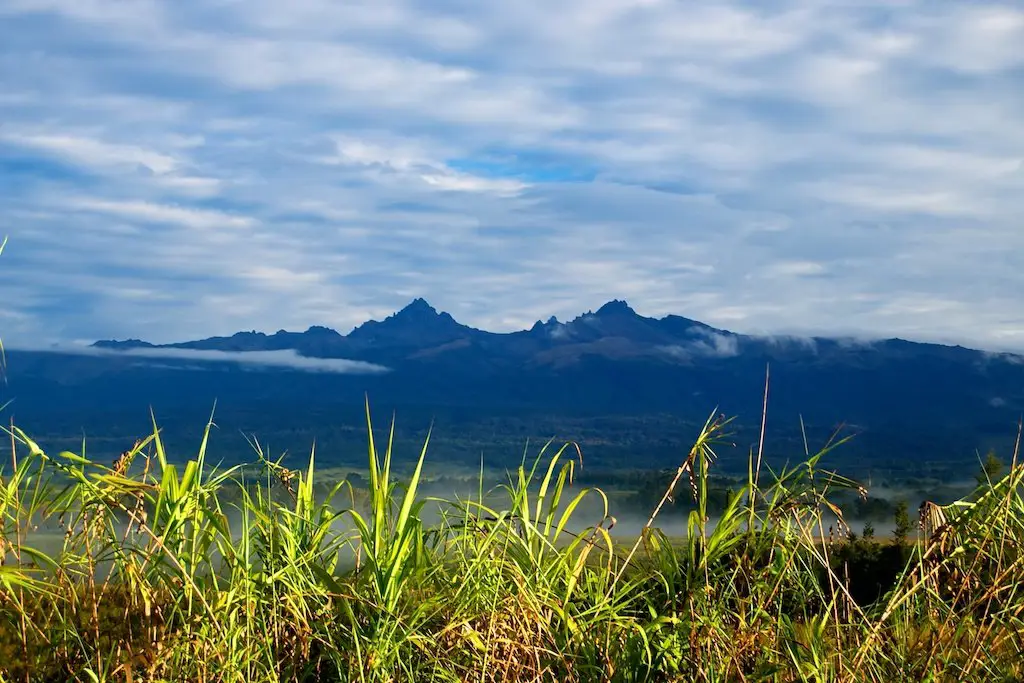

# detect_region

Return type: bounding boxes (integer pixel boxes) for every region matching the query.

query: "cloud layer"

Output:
[25,345,388,374]
[0,0,1022,350]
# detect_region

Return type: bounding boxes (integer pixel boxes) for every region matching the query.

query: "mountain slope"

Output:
[6,299,1020,472]
[91,298,750,367]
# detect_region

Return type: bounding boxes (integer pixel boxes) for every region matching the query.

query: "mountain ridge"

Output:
[89,298,748,353]
[6,297,1023,472]
[87,298,784,371]
[90,297,1021,367]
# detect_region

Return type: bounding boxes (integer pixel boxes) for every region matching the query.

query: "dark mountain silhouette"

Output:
[91,298,742,366]
[8,299,1023,471]
[349,298,478,346]
[88,297,1017,374]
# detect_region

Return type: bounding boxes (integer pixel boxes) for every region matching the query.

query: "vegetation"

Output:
[0,401,1021,682]
[977,450,1005,486]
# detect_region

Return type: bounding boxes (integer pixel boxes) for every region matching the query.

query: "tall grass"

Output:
[2,399,1021,682]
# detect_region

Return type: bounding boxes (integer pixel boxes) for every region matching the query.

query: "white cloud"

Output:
[154,175,223,197]
[24,345,388,374]
[690,329,740,358]
[761,335,818,354]
[765,261,827,278]
[70,199,255,229]
[3,133,180,174]
[920,5,1024,75]
[322,136,526,194]
[419,173,525,194]
[659,334,739,361]
[0,0,1022,353]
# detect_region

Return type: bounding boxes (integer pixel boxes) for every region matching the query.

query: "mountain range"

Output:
[4,299,1023,472]
[90,297,1018,371]
[92,298,736,369]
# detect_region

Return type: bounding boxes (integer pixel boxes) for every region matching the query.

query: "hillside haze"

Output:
[4,299,1023,473]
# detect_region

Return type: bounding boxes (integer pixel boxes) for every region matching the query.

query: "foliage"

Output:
[977,450,1005,486]
[893,500,912,547]
[0,404,1022,682]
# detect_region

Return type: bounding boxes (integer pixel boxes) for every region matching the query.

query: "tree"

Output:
[862,522,875,540]
[976,450,1005,486]
[893,500,912,546]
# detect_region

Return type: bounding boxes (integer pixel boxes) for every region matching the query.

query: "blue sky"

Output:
[0,0,1022,350]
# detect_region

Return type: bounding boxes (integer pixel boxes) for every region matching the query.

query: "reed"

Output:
[1,399,1021,682]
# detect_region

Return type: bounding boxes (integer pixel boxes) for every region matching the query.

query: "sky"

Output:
[0,0,1022,351]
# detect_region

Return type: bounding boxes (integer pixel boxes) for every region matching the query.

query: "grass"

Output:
[1,397,1021,682]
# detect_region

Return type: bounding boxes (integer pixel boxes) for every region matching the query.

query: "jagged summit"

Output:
[596,299,636,316]
[304,325,340,335]
[364,298,458,326]
[345,298,470,348]
[399,297,437,315]
[371,298,461,326]
[529,315,565,336]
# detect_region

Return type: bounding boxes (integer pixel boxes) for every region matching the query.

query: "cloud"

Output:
[659,330,740,361]
[547,323,569,340]
[690,330,740,358]
[3,133,180,174]
[0,0,1022,352]
[320,135,527,194]
[760,335,819,354]
[70,198,256,229]
[24,345,389,374]
[764,261,828,278]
